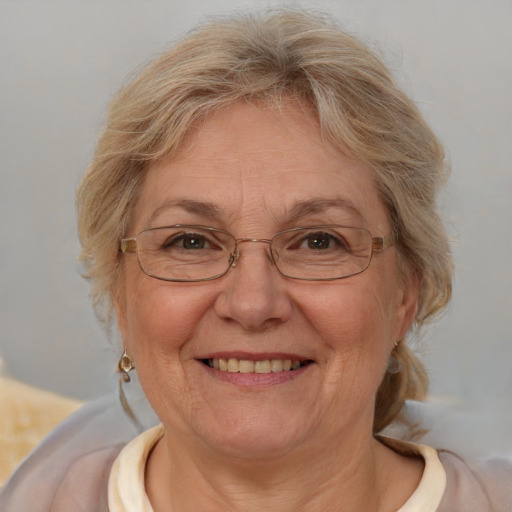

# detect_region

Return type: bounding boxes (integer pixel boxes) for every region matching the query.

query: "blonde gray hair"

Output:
[77,10,453,432]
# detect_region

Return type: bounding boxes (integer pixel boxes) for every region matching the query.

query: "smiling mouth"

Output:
[202,358,313,374]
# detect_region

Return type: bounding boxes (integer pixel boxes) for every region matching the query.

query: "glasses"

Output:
[119,225,396,282]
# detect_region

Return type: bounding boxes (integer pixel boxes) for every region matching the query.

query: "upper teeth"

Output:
[208,358,303,373]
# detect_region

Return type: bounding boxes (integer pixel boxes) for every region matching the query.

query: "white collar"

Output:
[109,427,446,512]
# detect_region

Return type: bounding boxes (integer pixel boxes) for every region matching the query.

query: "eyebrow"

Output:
[286,198,364,223]
[145,197,364,228]
[146,199,224,227]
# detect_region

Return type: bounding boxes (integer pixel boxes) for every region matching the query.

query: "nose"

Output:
[214,240,293,331]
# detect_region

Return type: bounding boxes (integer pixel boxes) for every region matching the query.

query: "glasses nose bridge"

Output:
[230,237,274,268]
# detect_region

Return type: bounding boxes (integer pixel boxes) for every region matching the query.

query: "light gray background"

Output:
[1,0,511,423]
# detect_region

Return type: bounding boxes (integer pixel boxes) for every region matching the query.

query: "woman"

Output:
[1,9,510,512]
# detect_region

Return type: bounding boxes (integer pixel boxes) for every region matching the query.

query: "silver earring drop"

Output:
[117,349,143,431]
[387,340,403,375]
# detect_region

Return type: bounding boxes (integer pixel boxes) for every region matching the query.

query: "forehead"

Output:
[133,101,389,233]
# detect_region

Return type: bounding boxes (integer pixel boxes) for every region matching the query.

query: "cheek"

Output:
[300,281,396,379]
[119,280,218,414]
[306,281,395,345]
[121,276,216,362]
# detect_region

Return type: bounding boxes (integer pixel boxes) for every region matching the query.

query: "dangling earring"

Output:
[118,349,135,382]
[387,340,403,375]
[117,350,143,432]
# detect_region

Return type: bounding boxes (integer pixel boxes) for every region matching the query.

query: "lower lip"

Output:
[199,362,311,388]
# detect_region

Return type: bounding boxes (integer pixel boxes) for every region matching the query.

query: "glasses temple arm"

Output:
[372,234,398,252]
[119,239,137,253]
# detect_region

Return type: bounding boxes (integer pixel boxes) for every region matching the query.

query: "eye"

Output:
[302,231,350,252]
[181,233,206,250]
[162,232,209,250]
[306,232,332,250]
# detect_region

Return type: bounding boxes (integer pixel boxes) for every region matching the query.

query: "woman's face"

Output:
[116,101,418,458]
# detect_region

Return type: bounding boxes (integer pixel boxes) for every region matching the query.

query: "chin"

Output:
[192,408,311,460]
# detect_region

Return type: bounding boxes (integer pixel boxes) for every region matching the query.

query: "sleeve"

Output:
[0,392,158,512]
[438,451,512,512]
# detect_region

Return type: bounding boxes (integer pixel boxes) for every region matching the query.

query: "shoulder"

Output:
[0,393,158,512]
[438,451,512,512]
[0,444,123,512]
[378,434,512,511]
[51,444,123,511]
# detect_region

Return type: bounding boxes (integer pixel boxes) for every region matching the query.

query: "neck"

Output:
[145,426,422,512]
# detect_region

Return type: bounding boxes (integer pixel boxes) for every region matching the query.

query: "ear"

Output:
[394,271,421,341]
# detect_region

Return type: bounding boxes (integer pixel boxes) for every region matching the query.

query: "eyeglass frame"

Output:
[119,224,397,283]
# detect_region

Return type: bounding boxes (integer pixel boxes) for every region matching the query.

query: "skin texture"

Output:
[115,101,423,511]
